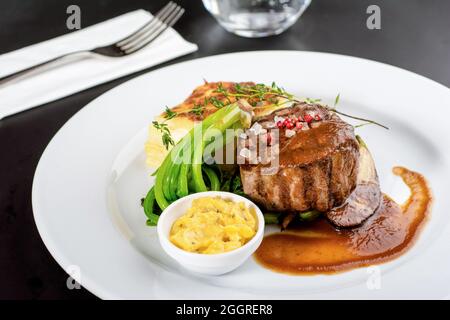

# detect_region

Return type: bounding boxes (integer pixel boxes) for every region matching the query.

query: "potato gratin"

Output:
[145,81,289,168]
[169,197,257,254]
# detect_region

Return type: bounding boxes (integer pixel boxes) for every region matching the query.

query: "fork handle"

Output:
[0,50,90,87]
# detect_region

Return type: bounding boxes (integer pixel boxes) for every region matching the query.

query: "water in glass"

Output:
[202,0,312,38]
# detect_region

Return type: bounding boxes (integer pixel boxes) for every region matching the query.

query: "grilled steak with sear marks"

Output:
[240,103,360,213]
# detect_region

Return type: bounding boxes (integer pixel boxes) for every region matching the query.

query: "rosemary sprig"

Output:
[152,120,174,150]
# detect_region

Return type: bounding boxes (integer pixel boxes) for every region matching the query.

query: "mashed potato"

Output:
[169,197,257,254]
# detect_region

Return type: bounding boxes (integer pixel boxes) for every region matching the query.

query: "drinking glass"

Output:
[202,0,312,38]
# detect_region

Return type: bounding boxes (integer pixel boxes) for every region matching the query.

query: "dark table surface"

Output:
[0,0,449,300]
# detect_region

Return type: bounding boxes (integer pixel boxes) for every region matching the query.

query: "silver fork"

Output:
[0,2,184,87]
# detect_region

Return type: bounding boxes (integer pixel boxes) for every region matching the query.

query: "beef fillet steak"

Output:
[239,103,360,213]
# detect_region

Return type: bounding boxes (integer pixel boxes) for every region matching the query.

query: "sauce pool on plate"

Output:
[254,166,432,275]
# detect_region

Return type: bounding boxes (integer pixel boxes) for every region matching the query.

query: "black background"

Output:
[0,0,449,300]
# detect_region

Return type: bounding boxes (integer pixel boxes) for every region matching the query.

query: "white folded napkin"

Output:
[0,9,198,119]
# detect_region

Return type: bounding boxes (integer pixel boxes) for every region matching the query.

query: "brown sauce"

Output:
[254,166,432,275]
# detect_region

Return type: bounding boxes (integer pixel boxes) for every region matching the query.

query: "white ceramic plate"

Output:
[32,51,450,299]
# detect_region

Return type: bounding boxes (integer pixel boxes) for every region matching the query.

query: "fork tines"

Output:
[117,2,185,54]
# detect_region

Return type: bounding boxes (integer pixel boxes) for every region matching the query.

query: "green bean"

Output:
[165,108,228,195]
[168,163,181,200]
[203,166,220,191]
[143,187,160,226]
[221,177,231,192]
[170,105,231,168]
[169,134,195,199]
[154,103,239,210]
[203,129,232,166]
[162,162,173,200]
[192,104,242,192]
[177,163,189,197]
[146,214,159,226]
[155,132,191,208]
[188,174,196,192]
[154,156,171,210]
[191,125,208,192]
[143,187,156,217]
[298,210,321,221]
[169,164,181,200]
[264,212,281,224]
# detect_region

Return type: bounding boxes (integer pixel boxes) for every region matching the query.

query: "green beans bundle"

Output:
[143,103,246,226]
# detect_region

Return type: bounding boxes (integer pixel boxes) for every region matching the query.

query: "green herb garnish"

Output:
[215,82,387,128]
[209,97,225,109]
[152,120,174,150]
[190,103,204,116]
[334,93,340,107]
[305,98,322,104]
[164,106,177,120]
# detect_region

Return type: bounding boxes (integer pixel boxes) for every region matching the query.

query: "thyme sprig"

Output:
[154,106,178,150]
[156,82,386,150]
[164,106,177,120]
[152,120,174,150]
[219,82,294,102]
[212,82,388,130]
[209,97,225,109]
[190,102,205,116]
[215,83,232,104]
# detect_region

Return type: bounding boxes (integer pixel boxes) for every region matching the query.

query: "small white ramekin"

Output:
[157,191,265,275]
